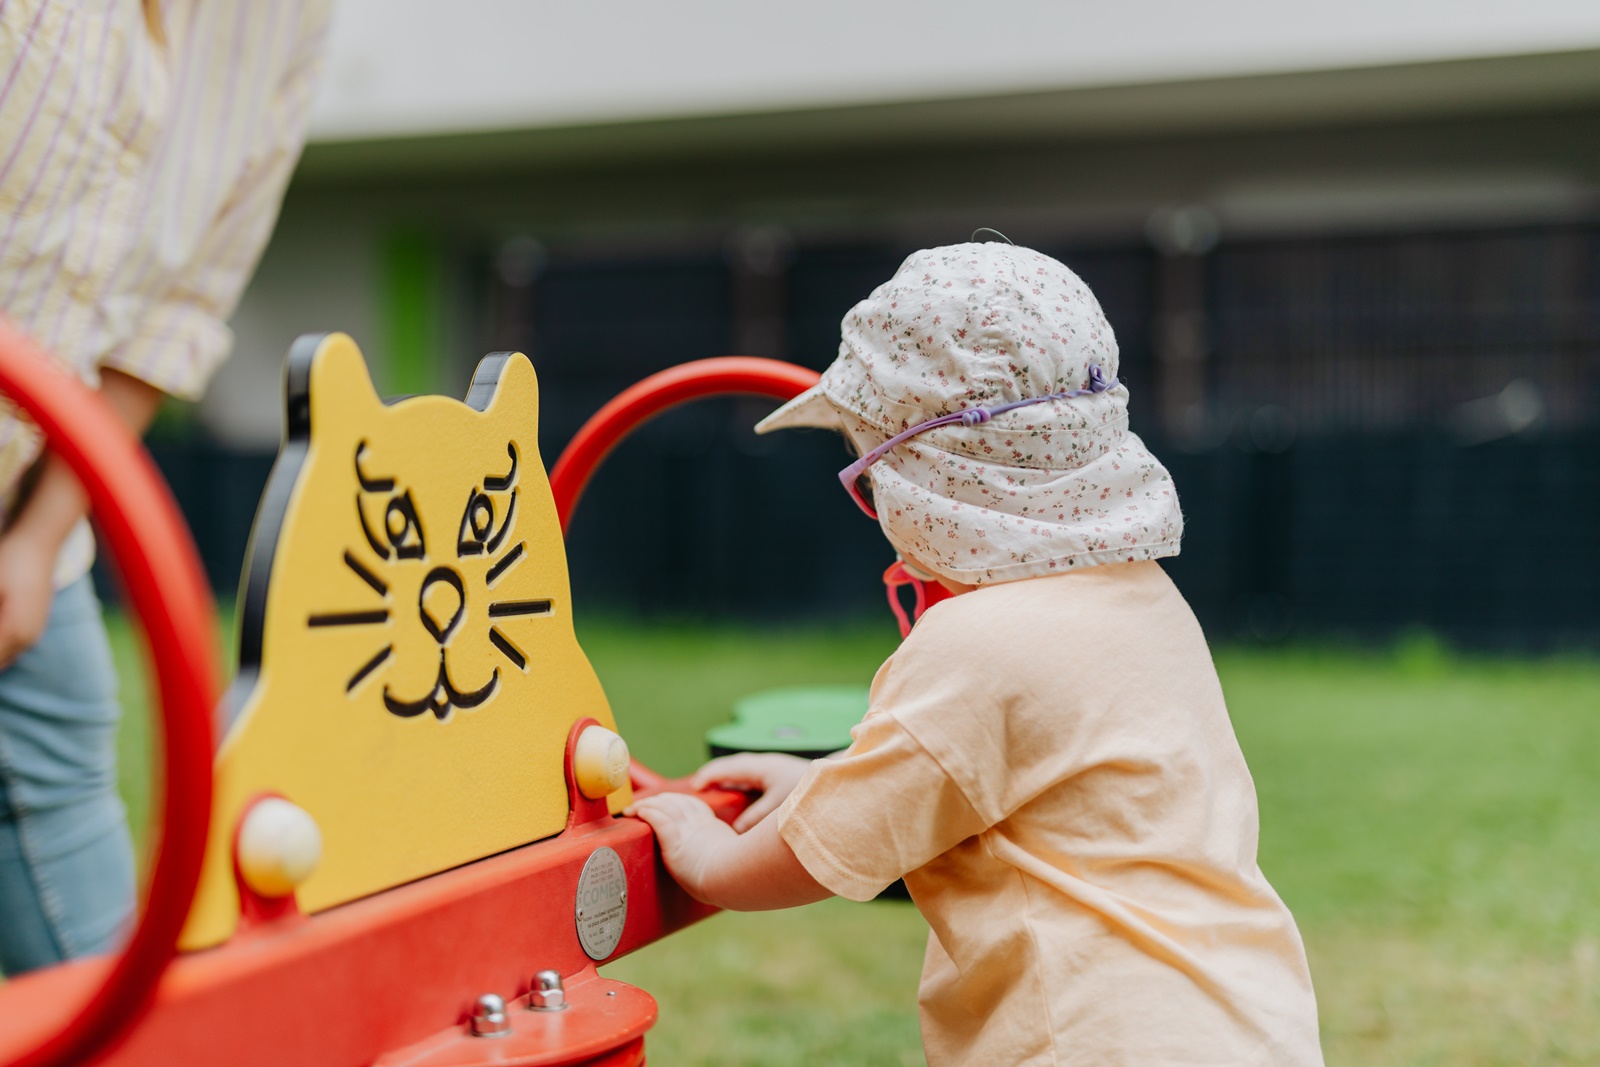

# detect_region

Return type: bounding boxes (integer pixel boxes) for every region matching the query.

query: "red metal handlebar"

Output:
[0,321,220,1067]
[549,356,820,532]
[549,356,820,792]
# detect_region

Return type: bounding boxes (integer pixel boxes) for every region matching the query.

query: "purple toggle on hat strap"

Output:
[837,364,1119,502]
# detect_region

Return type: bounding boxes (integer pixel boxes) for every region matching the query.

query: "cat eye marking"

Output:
[354,441,394,492]
[347,645,393,693]
[488,628,527,671]
[354,442,428,562]
[383,493,427,560]
[343,550,388,597]
[485,543,524,587]
[484,442,518,492]
[356,496,388,559]
[487,599,553,619]
[455,489,515,557]
[356,490,426,561]
[483,492,516,554]
[308,609,390,627]
[455,443,518,558]
[456,491,492,557]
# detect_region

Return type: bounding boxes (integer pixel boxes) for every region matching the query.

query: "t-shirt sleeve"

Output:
[776,710,989,902]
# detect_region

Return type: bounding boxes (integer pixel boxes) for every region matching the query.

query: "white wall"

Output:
[203,211,380,447]
[310,0,1600,142]
[206,3,1600,448]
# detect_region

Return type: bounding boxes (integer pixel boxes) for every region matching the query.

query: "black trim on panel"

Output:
[235,332,328,674]
[464,352,518,412]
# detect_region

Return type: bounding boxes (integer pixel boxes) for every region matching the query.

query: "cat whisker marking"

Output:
[488,627,527,671]
[343,550,389,597]
[485,542,524,587]
[347,645,393,692]
[488,598,553,619]
[309,609,390,627]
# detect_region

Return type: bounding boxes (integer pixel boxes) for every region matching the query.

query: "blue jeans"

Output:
[0,577,133,975]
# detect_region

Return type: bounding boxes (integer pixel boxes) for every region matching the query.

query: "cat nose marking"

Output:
[419,566,466,645]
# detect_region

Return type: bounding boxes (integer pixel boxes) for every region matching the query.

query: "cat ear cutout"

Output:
[464,351,540,426]
[286,333,384,440]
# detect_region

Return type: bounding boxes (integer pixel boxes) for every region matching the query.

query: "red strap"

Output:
[882,561,955,639]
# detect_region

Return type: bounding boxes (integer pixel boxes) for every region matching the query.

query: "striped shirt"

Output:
[0,0,333,584]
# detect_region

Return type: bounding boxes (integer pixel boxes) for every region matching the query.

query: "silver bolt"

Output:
[470,993,511,1037]
[529,969,568,1011]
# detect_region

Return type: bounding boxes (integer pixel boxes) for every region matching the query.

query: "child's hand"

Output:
[692,753,813,832]
[628,792,737,904]
[630,788,832,912]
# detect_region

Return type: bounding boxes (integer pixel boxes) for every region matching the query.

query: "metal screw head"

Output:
[529,969,568,1011]
[470,993,511,1037]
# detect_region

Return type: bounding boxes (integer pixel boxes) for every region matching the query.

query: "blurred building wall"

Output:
[170,7,1600,644]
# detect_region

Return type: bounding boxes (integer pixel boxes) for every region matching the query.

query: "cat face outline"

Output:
[182,335,630,950]
[304,433,550,722]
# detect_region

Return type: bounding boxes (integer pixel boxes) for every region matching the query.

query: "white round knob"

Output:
[237,797,322,898]
[574,726,630,799]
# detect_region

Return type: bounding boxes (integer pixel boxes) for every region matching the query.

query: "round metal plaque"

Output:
[574,847,628,960]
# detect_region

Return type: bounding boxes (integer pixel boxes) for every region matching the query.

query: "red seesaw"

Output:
[0,330,819,1067]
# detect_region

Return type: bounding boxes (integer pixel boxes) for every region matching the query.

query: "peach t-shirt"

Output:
[776,562,1323,1066]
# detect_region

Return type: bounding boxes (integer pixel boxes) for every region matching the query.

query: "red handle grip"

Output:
[549,356,820,791]
[549,356,819,532]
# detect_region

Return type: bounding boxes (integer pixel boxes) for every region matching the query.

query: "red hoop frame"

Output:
[0,320,220,1067]
[549,356,819,531]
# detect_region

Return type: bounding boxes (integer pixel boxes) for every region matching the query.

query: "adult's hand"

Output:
[0,527,57,669]
[0,369,166,669]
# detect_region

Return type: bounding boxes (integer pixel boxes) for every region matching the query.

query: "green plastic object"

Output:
[705,685,870,760]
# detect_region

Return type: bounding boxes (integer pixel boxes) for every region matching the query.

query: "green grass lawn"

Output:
[110,616,1600,1066]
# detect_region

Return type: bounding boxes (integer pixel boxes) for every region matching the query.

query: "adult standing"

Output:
[0,0,334,974]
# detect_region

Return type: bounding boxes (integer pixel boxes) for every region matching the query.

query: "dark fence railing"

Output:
[111,220,1598,648]
[133,422,1598,650]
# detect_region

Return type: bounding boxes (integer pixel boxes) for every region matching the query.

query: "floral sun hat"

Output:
[757,241,1184,585]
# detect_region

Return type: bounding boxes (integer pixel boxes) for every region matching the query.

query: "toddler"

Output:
[630,241,1323,1066]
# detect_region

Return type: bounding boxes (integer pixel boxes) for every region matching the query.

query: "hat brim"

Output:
[754,383,844,435]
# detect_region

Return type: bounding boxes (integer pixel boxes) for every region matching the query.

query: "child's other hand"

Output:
[692,753,813,832]
[628,792,735,903]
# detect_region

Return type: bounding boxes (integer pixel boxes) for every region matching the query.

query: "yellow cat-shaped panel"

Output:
[180,334,630,950]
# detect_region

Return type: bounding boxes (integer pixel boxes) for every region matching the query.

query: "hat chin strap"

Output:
[882,560,955,639]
